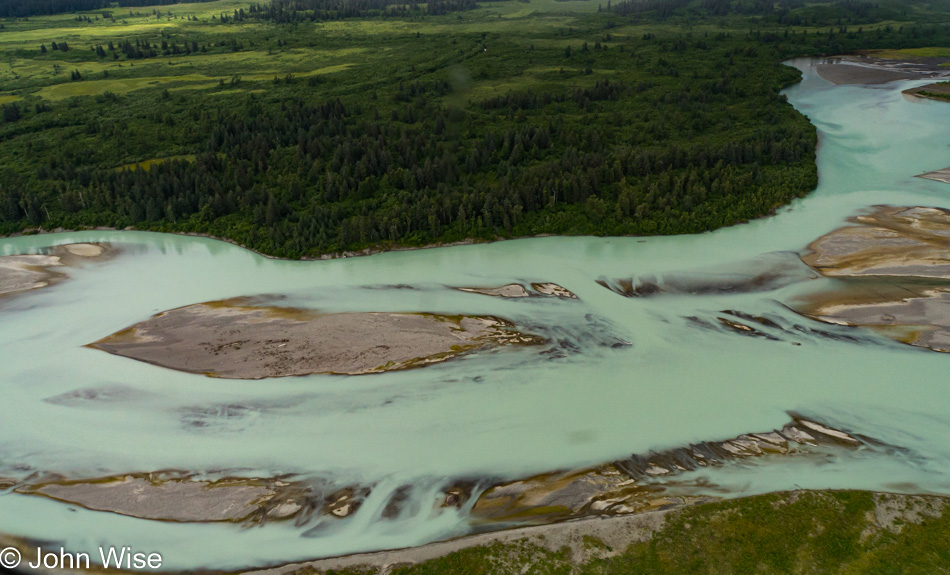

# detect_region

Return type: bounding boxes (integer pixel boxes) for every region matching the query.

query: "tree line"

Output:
[246,0,479,22]
[0,39,817,257]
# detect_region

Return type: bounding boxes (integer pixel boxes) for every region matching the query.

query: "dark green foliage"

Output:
[0,32,818,257]
[247,0,479,23]
[1,0,949,258]
[366,492,950,575]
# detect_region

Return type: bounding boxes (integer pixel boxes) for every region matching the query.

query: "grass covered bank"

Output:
[268,490,950,575]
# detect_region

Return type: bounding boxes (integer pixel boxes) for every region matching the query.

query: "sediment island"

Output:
[88,298,543,378]
[794,206,950,353]
[0,243,113,300]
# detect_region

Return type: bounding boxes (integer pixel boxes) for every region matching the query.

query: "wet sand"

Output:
[470,415,866,525]
[795,206,950,352]
[21,474,289,523]
[0,243,113,299]
[801,206,950,279]
[456,282,578,299]
[905,81,950,102]
[88,299,543,378]
[816,63,922,85]
[815,53,950,86]
[598,252,817,298]
[917,166,950,184]
[14,473,373,524]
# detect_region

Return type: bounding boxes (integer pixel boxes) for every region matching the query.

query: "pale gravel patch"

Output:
[89,300,542,378]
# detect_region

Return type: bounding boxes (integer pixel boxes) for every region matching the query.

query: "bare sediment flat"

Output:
[457,283,532,298]
[599,252,817,298]
[15,472,366,524]
[916,166,950,184]
[0,254,65,297]
[905,81,950,102]
[816,63,922,85]
[456,282,578,299]
[469,415,865,526]
[88,298,542,378]
[815,52,950,86]
[801,206,950,278]
[0,243,113,299]
[795,206,950,352]
[20,474,285,523]
[531,282,578,298]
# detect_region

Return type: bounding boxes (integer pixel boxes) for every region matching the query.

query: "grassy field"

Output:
[0,0,935,107]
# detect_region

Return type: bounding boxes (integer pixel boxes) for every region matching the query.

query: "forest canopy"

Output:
[0,0,949,257]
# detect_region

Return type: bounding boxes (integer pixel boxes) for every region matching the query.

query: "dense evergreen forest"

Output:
[247,0,480,22]
[1,0,949,257]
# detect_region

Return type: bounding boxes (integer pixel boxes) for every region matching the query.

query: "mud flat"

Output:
[815,53,949,86]
[0,243,112,299]
[598,252,817,298]
[795,206,950,352]
[13,472,378,524]
[816,63,922,85]
[456,282,577,299]
[18,473,305,523]
[905,81,950,103]
[916,166,950,184]
[469,415,872,526]
[88,298,543,378]
[801,206,950,279]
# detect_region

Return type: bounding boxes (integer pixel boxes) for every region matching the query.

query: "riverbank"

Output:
[0,226,492,262]
[241,489,950,575]
[905,80,950,103]
[815,53,950,86]
[3,489,947,574]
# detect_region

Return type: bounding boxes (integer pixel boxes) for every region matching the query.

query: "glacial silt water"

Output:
[2,59,950,569]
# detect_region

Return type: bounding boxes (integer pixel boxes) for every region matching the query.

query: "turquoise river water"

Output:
[2,58,950,570]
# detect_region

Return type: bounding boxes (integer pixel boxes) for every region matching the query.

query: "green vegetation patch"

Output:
[304,491,950,575]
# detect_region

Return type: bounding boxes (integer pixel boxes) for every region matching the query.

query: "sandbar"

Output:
[88,298,543,378]
[816,63,921,85]
[795,206,950,352]
[456,282,577,299]
[0,243,113,299]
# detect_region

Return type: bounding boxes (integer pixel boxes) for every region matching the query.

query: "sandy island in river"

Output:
[88,298,543,378]
[916,165,950,184]
[456,282,578,299]
[14,472,378,524]
[815,52,950,86]
[0,243,113,299]
[794,206,950,352]
[816,63,923,85]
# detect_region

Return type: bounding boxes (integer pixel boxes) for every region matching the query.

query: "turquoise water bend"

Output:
[3,59,950,569]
